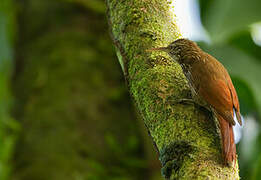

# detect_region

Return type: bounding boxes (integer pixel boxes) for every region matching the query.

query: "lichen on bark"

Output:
[106,0,240,179]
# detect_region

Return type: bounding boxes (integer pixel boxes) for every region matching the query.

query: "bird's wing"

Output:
[198,78,236,125]
[227,78,242,125]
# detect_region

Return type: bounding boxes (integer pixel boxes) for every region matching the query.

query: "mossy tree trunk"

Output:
[106,0,239,179]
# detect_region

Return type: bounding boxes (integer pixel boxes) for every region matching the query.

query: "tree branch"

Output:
[106,0,239,179]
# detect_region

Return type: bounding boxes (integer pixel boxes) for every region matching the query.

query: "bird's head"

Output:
[147,39,201,64]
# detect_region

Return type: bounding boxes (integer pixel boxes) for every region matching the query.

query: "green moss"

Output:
[159,141,194,179]
[107,0,239,179]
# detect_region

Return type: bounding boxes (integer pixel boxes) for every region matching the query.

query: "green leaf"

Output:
[199,0,261,42]
[227,30,261,62]
[198,0,213,26]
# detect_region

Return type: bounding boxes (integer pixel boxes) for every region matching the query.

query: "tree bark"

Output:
[106,0,240,179]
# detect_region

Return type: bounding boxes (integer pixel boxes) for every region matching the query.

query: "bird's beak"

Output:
[146,47,168,52]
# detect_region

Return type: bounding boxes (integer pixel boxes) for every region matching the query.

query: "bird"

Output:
[147,38,242,166]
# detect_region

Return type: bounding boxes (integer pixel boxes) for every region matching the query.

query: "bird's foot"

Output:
[170,98,202,107]
[174,98,196,105]
[170,98,213,117]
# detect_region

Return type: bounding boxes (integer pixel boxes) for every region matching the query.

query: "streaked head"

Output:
[147,39,200,63]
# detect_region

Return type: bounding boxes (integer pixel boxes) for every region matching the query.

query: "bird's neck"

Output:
[182,49,201,60]
[179,50,201,68]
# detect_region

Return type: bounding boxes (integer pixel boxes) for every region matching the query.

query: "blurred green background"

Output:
[0,0,261,179]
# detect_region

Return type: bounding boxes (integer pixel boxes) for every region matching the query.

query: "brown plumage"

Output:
[148,39,242,165]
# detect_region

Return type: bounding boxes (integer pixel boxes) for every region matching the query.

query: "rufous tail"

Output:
[217,114,236,165]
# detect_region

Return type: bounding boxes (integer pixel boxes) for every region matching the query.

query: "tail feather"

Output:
[229,124,236,161]
[217,114,236,165]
